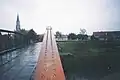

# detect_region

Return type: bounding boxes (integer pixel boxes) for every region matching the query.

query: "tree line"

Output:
[55,28,89,40]
[0,29,43,52]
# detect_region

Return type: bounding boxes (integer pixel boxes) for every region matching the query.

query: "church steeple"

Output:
[17,14,20,22]
[16,14,21,32]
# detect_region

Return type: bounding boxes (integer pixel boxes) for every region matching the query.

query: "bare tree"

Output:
[80,28,87,35]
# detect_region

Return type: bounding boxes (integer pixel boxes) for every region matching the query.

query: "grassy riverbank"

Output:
[58,41,120,80]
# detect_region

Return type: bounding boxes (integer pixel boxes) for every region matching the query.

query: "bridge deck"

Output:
[35,28,65,80]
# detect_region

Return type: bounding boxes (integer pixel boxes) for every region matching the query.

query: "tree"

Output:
[20,29,28,35]
[55,31,62,39]
[68,33,77,40]
[80,28,87,35]
[27,29,37,42]
[37,34,44,42]
[77,34,83,40]
[77,34,88,40]
[83,35,88,40]
[91,35,98,40]
[77,28,88,40]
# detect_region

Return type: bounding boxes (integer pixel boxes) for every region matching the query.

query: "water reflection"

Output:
[0,42,42,80]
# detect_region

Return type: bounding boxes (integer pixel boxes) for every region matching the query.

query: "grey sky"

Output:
[0,0,120,34]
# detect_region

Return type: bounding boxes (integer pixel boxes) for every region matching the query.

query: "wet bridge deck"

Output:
[0,43,41,80]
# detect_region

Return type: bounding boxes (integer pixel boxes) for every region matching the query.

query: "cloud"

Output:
[0,0,120,34]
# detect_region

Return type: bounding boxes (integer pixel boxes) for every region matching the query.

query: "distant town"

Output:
[0,14,43,52]
[55,30,120,41]
[1,14,120,52]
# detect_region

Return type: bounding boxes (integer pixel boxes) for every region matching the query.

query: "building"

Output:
[16,14,21,32]
[93,31,120,41]
[56,35,68,41]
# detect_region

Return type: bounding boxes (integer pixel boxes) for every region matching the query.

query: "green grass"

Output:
[58,41,120,80]
[58,41,120,56]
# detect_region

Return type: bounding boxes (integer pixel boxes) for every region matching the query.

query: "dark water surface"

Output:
[0,42,42,80]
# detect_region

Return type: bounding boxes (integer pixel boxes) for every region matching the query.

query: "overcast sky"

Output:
[0,0,120,34]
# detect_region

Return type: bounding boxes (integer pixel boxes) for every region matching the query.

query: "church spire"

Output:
[16,14,21,32]
[17,14,20,22]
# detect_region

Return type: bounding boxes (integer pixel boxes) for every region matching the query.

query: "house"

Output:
[56,35,68,41]
[93,31,120,41]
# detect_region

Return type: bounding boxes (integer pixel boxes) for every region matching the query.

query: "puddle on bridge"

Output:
[0,42,42,80]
